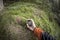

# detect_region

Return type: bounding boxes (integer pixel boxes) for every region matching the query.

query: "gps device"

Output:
[27,19,33,27]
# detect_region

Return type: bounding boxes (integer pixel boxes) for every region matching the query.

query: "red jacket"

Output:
[33,27,55,40]
[34,27,44,40]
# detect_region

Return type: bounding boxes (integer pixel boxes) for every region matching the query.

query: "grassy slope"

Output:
[0,1,60,40]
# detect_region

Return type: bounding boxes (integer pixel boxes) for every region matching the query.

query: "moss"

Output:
[0,2,60,40]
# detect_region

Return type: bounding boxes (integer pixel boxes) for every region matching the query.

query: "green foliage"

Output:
[0,1,60,40]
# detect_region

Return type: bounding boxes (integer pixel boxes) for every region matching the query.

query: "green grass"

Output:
[0,2,60,40]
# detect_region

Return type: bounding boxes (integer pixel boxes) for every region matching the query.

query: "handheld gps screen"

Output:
[27,20,33,27]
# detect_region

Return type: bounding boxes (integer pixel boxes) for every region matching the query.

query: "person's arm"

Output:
[26,19,55,40]
[26,19,44,40]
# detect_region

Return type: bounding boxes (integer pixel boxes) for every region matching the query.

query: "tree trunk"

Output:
[0,0,4,11]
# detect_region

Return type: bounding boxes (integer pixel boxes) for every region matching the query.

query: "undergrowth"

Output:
[0,2,60,40]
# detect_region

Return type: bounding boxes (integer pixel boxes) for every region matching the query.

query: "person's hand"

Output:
[26,19,36,31]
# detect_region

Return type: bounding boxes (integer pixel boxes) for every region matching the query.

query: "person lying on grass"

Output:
[26,19,55,40]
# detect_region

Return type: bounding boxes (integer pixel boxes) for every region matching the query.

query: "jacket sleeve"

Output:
[33,27,55,40]
[42,32,56,40]
[33,27,44,40]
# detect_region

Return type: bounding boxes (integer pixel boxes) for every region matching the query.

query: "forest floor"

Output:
[0,1,60,40]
